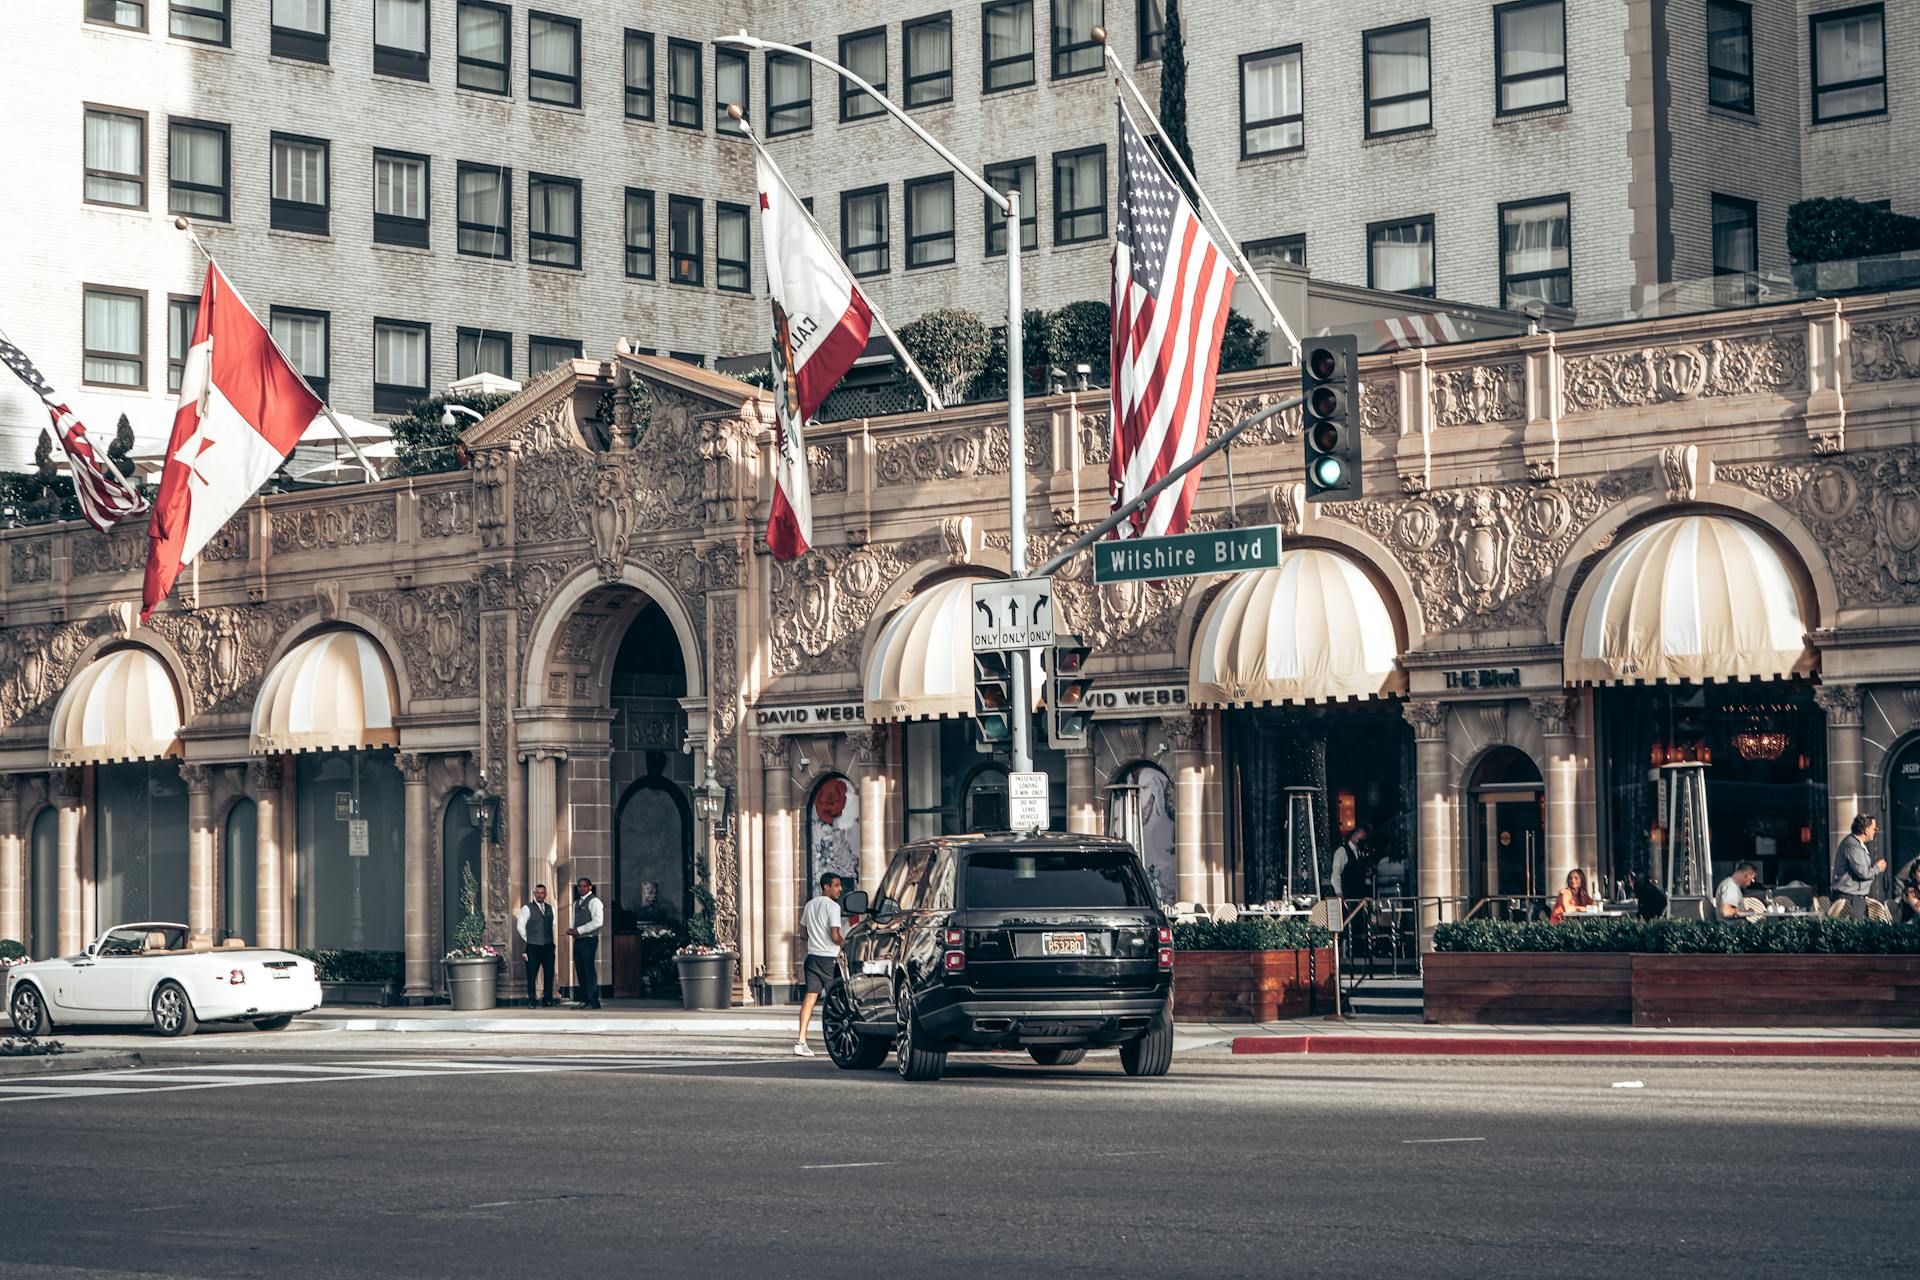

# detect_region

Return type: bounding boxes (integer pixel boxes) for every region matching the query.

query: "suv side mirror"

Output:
[842,890,870,916]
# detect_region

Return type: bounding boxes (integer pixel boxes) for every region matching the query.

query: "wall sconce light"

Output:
[468,773,500,840]
[693,760,730,830]
[1073,363,1092,392]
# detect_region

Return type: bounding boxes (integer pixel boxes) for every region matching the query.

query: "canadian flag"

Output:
[757,149,872,561]
[142,263,320,621]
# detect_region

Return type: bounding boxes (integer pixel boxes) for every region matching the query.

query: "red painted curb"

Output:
[1231,1035,1920,1058]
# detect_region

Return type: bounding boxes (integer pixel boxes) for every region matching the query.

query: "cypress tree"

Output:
[1157,0,1197,184]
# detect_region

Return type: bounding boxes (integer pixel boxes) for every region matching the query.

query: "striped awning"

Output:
[1565,515,1812,685]
[864,576,1039,723]
[1188,550,1405,707]
[49,648,184,765]
[251,630,400,754]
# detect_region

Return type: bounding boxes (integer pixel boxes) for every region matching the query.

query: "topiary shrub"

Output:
[1046,300,1112,384]
[896,307,994,407]
[1174,919,1333,951]
[1787,197,1920,265]
[973,308,1051,401]
[293,949,406,984]
[390,391,515,476]
[1217,310,1264,372]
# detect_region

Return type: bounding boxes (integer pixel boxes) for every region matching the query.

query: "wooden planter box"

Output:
[1425,953,1920,1027]
[1173,948,1335,1021]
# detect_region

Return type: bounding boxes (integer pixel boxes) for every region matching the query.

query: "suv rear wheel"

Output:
[1028,1047,1087,1066]
[823,981,889,1070]
[894,986,947,1082]
[1119,1006,1173,1077]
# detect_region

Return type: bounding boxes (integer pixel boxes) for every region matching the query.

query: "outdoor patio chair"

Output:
[1866,897,1893,924]
[1825,897,1850,918]
[1211,903,1240,924]
[1813,895,1832,913]
[1741,895,1767,916]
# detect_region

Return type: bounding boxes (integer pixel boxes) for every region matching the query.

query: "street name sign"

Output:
[971,576,1056,652]
[1008,771,1049,832]
[1092,525,1282,584]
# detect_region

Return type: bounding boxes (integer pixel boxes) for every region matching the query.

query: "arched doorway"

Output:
[614,774,690,997]
[806,774,861,894]
[225,798,257,944]
[1468,747,1546,916]
[30,807,58,958]
[442,790,482,958]
[1886,736,1920,888]
[1108,761,1176,905]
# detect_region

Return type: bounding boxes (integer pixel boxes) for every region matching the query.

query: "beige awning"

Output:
[251,630,400,754]
[1565,515,1812,685]
[864,576,1040,723]
[1188,550,1405,707]
[49,648,184,765]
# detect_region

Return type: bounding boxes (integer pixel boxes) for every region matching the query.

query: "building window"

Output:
[271,0,328,62]
[167,294,199,393]
[904,15,953,107]
[625,30,655,119]
[1499,196,1570,309]
[269,307,329,402]
[1137,0,1164,62]
[529,336,581,377]
[983,1,1035,92]
[668,195,703,285]
[1707,1,1753,112]
[457,162,511,259]
[167,119,228,221]
[528,12,580,107]
[1364,22,1430,136]
[458,1,510,95]
[1368,215,1435,296]
[840,28,887,121]
[457,327,512,380]
[373,149,429,248]
[716,46,748,134]
[373,0,429,81]
[1052,145,1106,244]
[82,286,145,388]
[984,157,1037,255]
[906,174,955,268]
[1811,5,1886,124]
[1052,0,1102,79]
[625,187,656,278]
[767,48,811,135]
[1245,234,1305,267]
[372,318,429,415]
[169,0,226,44]
[1240,46,1303,158]
[717,202,750,291]
[668,39,702,129]
[87,1,146,32]
[529,173,581,268]
[270,134,329,235]
[84,107,145,209]
[1495,1,1566,114]
[1711,194,1757,275]
[668,351,705,368]
[841,186,889,275]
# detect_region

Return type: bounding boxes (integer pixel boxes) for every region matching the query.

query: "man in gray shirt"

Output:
[1832,815,1887,919]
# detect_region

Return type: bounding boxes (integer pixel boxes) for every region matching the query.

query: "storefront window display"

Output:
[97,759,189,927]
[1107,762,1176,905]
[294,750,404,950]
[807,774,862,894]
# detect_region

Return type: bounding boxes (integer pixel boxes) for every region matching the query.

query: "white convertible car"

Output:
[4,923,323,1038]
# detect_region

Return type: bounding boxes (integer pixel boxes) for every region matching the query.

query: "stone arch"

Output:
[522,561,705,709]
[62,628,195,723]
[259,613,417,719]
[1451,718,1548,796]
[1541,488,1837,647]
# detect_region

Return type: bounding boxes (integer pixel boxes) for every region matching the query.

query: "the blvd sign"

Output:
[1092,525,1282,584]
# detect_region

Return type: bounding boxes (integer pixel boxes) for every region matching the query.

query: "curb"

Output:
[1232,1035,1920,1059]
[0,1049,144,1076]
[312,1017,812,1034]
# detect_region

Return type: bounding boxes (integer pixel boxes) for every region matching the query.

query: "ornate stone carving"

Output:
[1323,471,1652,633]
[513,554,588,649]
[1030,524,1189,660]
[178,762,212,791]
[1207,391,1297,446]
[53,767,83,801]
[72,530,147,577]
[148,602,310,714]
[10,540,50,585]
[397,751,428,782]
[203,517,248,562]
[271,498,398,553]
[874,420,1048,485]
[757,736,790,770]
[1721,447,1920,606]
[808,440,848,495]
[1432,362,1522,428]
[1661,444,1699,502]
[767,538,931,676]
[1160,713,1205,754]
[476,563,513,610]
[554,610,613,664]
[848,725,887,768]
[1402,700,1447,741]
[351,584,479,699]
[514,432,595,546]
[709,595,740,742]
[418,488,474,539]
[590,464,635,582]
[696,414,753,524]
[939,517,977,565]
[1529,693,1573,737]
[1268,483,1305,536]
[1078,411,1111,466]
[1813,684,1863,725]
[1560,334,1806,414]
[1849,314,1920,383]
[473,450,509,549]
[1361,378,1401,436]
[0,617,114,729]
[482,613,510,921]
[0,775,17,803]
[246,759,282,792]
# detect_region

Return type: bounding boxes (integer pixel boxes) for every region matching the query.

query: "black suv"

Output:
[821,832,1175,1082]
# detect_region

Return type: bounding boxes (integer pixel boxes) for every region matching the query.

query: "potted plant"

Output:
[673,912,735,1011]
[0,939,27,971]
[443,865,501,1011]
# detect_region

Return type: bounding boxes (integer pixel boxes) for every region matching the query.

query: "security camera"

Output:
[1518,298,1547,320]
[440,407,457,428]
[1074,363,1092,392]
[796,751,812,774]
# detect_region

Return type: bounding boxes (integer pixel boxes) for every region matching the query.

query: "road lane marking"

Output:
[1401,1137,1486,1145]
[800,1162,893,1170]
[1612,1081,1645,1089]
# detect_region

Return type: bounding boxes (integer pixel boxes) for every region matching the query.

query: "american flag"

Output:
[1108,98,1238,540]
[0,333,149,532]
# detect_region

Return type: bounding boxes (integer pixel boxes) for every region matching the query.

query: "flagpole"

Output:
[1094,30,1303,364]
[173,218,380,479]
[729,108,944,412]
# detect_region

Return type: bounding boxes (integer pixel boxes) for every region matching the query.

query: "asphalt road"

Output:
[1,1049,1912,1279]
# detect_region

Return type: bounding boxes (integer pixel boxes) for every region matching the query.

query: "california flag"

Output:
[143,263,321,620]
[757,150,872,561]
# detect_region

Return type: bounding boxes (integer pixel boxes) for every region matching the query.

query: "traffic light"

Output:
[973,651,1014,748]
[1046,635,1095,748]
[1301,334,1361,502]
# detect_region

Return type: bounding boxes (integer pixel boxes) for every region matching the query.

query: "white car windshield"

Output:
[97,926,187,956]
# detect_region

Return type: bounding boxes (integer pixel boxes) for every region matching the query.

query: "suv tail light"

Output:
[944,948,966,973]
[943,927,967,973]
[944,928,964,946]
[228,969,247,985]
[1156,927,1174,970]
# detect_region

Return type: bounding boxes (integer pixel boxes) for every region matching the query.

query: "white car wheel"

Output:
[9,984,49,1037]
[151,981,198,1038]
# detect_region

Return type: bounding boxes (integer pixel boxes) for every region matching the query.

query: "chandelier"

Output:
[1732,727,1790,762]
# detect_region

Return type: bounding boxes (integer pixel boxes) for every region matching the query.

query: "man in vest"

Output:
[515,884,557,1007]
[568,877,605,1009]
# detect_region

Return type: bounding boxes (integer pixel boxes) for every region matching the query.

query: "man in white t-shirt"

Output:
[1714,862,1759,920]
[794,872,845,1057]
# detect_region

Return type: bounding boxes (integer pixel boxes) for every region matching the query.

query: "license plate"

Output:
[1042,932,1087,956]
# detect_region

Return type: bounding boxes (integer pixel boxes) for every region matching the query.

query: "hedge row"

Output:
[1173,919,1333,952]
[292,949,405,984]
[1434,918,1920,955]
